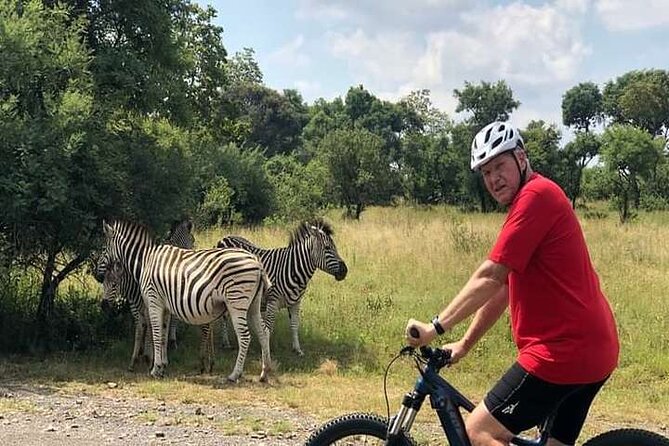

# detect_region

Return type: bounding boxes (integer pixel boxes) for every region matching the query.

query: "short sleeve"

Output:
[489,184,561,274]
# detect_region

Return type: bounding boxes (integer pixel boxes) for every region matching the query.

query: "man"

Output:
[405,121,619,446]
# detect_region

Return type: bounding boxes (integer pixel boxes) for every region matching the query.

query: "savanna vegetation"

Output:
[1,206,667,444]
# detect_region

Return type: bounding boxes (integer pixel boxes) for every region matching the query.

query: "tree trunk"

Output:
[34,250,87,351]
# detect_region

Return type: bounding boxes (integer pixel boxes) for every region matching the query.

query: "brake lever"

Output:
[400,346,415,356]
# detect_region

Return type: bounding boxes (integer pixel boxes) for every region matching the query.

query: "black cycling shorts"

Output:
[484,362,608,445]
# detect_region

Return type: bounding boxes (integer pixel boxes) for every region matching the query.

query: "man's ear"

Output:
[515,148,528,169]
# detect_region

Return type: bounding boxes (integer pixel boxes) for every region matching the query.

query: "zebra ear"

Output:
[102,220,114,237]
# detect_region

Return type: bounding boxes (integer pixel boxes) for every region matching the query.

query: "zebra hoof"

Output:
[226,374,240,383]
[293,348,304,357]
[150,366,165,379]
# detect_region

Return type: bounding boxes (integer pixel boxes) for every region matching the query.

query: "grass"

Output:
[1,204,668,444]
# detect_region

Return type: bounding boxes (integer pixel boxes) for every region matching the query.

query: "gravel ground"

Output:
[0,381,319,445]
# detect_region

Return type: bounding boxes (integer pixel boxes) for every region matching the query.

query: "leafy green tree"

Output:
[318,129,389,219]
[398,89,450,136]
[301,97,350,160]
[603,70,669,136]
[600,125,661,222]
[198,144,276,224]
[0,0,106,334]
[265,155,328,223]
[453,80,520,130]
[522,121,564,185]
[225,47,263,86]
[562,132,601,207]
[222,83,309,156]
[196,176,237,227]
[562,82,603,132]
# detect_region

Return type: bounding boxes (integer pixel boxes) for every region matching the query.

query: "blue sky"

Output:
[197,0,669,130]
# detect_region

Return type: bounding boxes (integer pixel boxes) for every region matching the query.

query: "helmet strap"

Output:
[511,151,528,190]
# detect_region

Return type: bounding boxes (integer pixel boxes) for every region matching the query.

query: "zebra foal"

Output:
[101,220,272,382]
[217,218,348,355]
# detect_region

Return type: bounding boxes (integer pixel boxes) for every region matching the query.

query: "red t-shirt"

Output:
[489,173,619,384]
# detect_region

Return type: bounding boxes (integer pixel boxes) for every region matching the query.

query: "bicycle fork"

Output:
[387,388,473,446]
[388,390,426,437]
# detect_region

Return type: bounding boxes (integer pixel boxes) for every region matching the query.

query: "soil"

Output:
[0,381,319,445]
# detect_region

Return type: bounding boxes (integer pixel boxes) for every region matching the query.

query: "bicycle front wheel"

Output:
[305,412,417,445]
[583,428,669,446]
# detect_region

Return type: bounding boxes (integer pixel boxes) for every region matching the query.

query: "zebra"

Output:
[216,218,348,356]
[96,219,214,372]
[101,260,216,374]
[101,219,272,382]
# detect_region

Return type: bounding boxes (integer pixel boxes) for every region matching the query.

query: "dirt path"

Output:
[0,382,319,445]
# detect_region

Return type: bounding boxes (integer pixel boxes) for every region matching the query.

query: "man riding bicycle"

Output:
[406,121,619,446]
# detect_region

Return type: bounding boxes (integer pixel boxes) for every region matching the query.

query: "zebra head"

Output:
[100,261,125,313]
[301,219,348,281]
[166,218,195,249]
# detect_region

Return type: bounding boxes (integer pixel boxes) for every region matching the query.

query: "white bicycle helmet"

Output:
[470,121,524,171]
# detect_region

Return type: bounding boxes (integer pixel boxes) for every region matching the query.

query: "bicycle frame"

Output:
[386,347,552,446]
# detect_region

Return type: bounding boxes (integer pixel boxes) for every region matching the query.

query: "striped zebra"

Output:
[96,219,213,372]
[101,219,272,382]
[217,218,348,356]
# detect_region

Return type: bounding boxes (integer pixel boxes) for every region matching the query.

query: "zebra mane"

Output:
[105,218,155,242]
[289,218,334,246]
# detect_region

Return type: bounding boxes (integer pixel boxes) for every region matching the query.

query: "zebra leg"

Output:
[199,323,214,374]
[249,289,272,383]
[227,311,251,383]
[287,302,304,356]
[167,318,178,351]
[220,316,234,349]
[146,294,167,378]
[263,294,281,335]
[128,312,146,371]
[162,309,171,367]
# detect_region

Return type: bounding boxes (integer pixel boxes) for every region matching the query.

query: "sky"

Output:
[196,0,669,131]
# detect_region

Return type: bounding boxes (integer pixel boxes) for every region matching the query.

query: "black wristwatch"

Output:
[431,315,446,335]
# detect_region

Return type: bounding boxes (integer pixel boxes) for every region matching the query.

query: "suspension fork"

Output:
[387,390,427,438]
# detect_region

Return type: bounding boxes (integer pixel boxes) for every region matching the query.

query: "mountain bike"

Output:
[305,341,669,446]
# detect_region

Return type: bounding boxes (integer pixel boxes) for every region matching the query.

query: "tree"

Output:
[265,155,328,223]
[522,121,563,185]
[398,89,450,136]
[453,80,520,130]
[562,132,601,207]
[222,83,309,157]
[562,82,603,132]
[603,70,669,136]
[318,129,389,219]
[600,125,661,222]
[225,47,263,86]
[0,0,105,339]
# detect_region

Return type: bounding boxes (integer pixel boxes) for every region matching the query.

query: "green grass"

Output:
[1,204,668,443]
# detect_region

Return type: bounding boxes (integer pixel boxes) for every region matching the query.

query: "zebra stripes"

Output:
[217,218,347,355]
[97,219,215,372]
[101,220,272,382]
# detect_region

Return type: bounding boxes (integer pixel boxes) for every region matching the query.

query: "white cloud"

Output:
[595,0,669,31]
[328,30,421,88]
[296,0,473,30]
[555,0,590,14]
[268,35,310,68]
[323,1,589,117]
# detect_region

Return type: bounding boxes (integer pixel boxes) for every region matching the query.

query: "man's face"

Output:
[480,150,526,205]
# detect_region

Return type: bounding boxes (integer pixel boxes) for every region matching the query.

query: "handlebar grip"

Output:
[409,327,420,339]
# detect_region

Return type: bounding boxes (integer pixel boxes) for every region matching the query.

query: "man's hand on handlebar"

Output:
[405,318,437,348]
